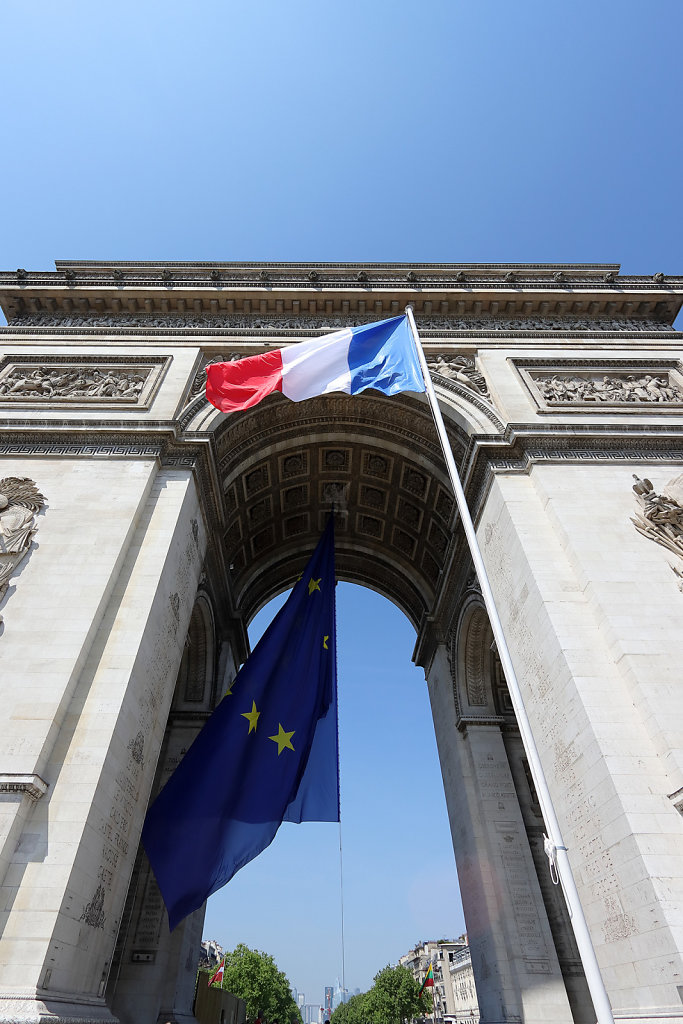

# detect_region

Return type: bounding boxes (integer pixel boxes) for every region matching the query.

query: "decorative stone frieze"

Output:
[0,357,170,408]
[5,312,676,333]
[535,372,681,404]
[0,476,45,614]
[517,359,683,412]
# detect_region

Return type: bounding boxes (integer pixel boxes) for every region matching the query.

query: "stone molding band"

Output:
[4,314,676,334]
[0,774,48,800]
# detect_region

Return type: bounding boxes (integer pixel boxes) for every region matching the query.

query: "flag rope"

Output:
[335,564,346,1008]
[405,304,615,1024]
[338,819,347,1009]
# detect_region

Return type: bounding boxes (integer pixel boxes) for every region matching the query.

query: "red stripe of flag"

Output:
[208,956,226,987]
[206,351,284,413]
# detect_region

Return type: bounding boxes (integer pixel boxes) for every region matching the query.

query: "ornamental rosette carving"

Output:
[0,477,45,618]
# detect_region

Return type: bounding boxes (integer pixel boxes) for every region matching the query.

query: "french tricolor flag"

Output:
[205,315,425,413]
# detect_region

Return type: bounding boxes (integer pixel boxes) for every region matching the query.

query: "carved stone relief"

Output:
[464,611,491,706]
[632,474,683,588]
[80,884,106,930]
[518,360,683,412]
[0,357,170,408]
[7,312,675,333]
[535,373,682,404]
[190,353,242,397]
[425,355,490,398]
[0,477,45,619]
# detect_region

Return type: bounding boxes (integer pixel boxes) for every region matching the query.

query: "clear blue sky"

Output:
[1,0,682,1005]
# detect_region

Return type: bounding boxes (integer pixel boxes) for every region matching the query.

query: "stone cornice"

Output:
[0,773,48,800]
[1,261,682,326]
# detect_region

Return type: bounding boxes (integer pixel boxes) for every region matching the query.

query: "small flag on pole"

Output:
[208,956,226,988]
[418,963,434,998]
[205,315,425,413]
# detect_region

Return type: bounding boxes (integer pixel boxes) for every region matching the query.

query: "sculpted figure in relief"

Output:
[0,478,46,613]
[632,474,683,589]
[538,373,681,404]
[191,353,242,397]
[0,366,148,403]
[426,355,490,398]
[9,312,674,334]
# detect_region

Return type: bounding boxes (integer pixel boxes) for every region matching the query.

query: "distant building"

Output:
[298,992,305,1008]
[324,986,333,1018]
[399,938,479,1024]
[448,941,479,1024]
[198,938,225,972]
[302,1004,320,1024]
[332,979,348,1008]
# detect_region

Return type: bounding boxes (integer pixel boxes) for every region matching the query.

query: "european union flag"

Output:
[142,517,339,929]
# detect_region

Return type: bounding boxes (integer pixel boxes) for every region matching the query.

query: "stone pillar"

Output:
[109,593,239,1024]
[500,728,594,1023]
[427,645,575,1024]
[478,464,683,1023]
[108,850,205,1024]
[110,704,213,1023]
[0,460,206,1023]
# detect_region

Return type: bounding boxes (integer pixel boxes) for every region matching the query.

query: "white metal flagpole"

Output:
[404,305,615,1024]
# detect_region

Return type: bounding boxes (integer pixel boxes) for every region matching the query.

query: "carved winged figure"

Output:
[0,477,45,604]
[426,355,490,398]
[631,474,683,590]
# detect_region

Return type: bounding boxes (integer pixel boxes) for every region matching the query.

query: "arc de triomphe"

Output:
[0,262,682,1024]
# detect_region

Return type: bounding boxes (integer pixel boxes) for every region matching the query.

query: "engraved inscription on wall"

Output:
[0,356,171,408]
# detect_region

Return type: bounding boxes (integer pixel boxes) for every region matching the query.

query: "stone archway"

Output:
[1,261,683,1024]
[107,384,580,1024]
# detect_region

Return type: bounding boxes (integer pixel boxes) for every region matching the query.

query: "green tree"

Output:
[214,943,302,1024]
[332,966,428,1024]
[366,965,428,1024]
[331,992,370,1024]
